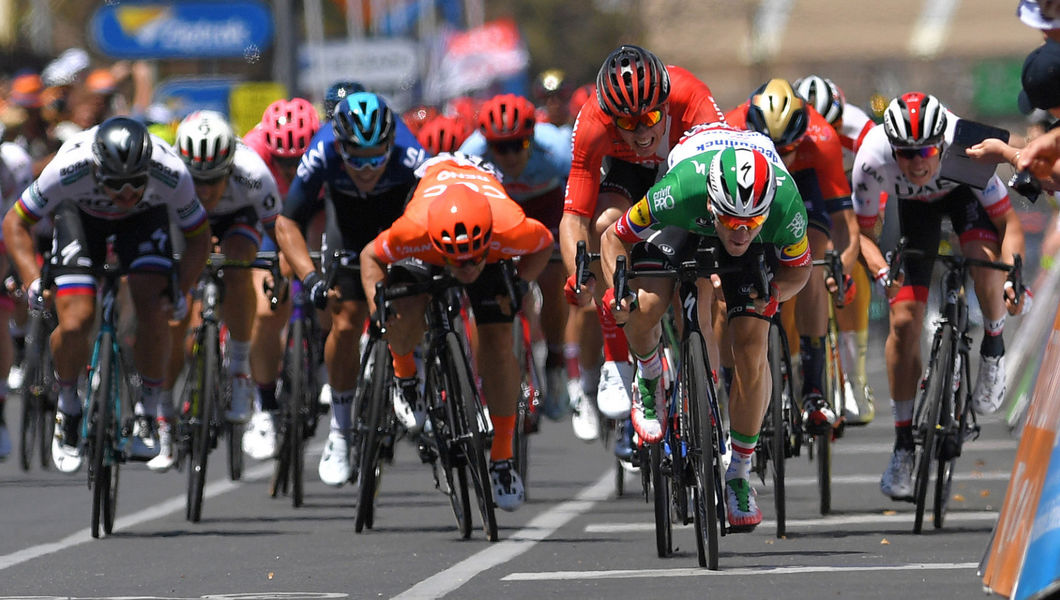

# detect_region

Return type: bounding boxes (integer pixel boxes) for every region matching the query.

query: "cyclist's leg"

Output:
[216,208,262,423]
[723,311,770,531]
[383,259,432,433]
[795,223,834,431]
[245,243,290,460]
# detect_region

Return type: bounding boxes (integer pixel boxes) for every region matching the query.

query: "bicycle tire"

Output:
[188,322,219,523]
[913,328,950,534]
[19,310,47,471]
[90,332,115,539]
[40,349,56,470]
[686,332,719,569]
[427,386,472,539]
[615,454,625,497]
[934,349,968,529]
[818,317,843,515]
[767,322,787,538]
[356,337,391,533]
[444,332,498,542]
[651,442,673,557]
[227,421,243,481]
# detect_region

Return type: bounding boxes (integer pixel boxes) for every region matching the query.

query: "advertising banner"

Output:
[423,18,528,103]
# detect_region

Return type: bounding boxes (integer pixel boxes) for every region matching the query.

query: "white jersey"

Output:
[209,142,281,228]
[837,103,875,155]
[851,111,1011,229]
[13,126,207,237]
[668,122,791,175]
[0,142,32,208]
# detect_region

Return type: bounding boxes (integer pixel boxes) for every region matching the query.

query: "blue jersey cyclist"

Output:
[458,94,580,430]
[274,91,428,488]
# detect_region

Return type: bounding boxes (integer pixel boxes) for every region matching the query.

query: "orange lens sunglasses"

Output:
[614,109,664,132]
[715,212,768,231]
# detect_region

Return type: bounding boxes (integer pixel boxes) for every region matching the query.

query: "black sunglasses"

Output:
[99,172,148,191]
[489,138,531,155]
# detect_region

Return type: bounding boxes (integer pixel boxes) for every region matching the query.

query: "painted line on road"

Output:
[784,471,1010,486]
[835,439,1017,454]
[391,469,615,600]
[501,561,979,581]
[585,510,998,533]
[0,448,301,573]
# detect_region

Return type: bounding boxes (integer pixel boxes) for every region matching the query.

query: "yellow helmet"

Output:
[746,78,809,149]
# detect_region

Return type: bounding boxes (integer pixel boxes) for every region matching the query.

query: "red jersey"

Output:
[373,158,553,266]
[726,102,852,207]
[242,126,292,196]
[563,66,725,218]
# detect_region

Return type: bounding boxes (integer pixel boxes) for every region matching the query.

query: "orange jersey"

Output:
[373,158,553,266]
[563,66,725,218]
[726,102,852,206]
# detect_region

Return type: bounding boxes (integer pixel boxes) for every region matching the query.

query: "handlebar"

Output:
[812,250,846,308]
[574,240,599,296]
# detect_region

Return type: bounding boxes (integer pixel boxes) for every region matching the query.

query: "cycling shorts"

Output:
[388,258,516,325]
[210,205,262,248]
[599,157,660,207]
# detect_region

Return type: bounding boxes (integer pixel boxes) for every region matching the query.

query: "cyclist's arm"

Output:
[991,205,1026,269]
[360,238,389,317]
[600,220,631,293]
[178,224,211,296]
[274,214,314,281]
[1,206,39,290]
[559,212,590,276]
[835,207,861,277]
[774,260,812,303]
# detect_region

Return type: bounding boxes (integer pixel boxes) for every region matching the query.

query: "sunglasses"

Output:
[614,109,664,132]
[489,137,531,155]
[894,145,941,160]
[338,141,390,170]
[193,170,230,186]
[443,252,488,268]
[715,212,768,231]
[98,172,148,193]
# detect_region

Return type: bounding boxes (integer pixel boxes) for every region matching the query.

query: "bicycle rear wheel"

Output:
[686,332,719,569]
[356,337,391,533]
[444,332,497,542]
[767,322,788,537]
[651,442,673,557]
[285,317,308,508]
[914,329,950,534]
[187,323,219,523]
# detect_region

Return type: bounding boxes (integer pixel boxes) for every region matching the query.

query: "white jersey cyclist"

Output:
[14,126,207,238]
[204,141,282,243]
[837,103,875,155]
[851,113,1011,230]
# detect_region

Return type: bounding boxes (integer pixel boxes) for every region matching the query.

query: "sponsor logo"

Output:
[60,160,91,177]
[786,211,807,238]
[651,185,674,211]
[629,198,652,227]
[233,172,262,189]
[783,236,808,258]
[658,243,674,256]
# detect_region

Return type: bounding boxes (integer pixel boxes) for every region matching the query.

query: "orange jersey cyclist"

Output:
[361,154,554,511]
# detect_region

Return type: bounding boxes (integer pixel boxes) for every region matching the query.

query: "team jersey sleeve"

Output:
[850,130,889,230]
[563,107,608,218]
[283,134,329,226]
[977,175,1013,219]
[170,169,210,238]
[612,166,691,243]
[372,213,433,264]
[668,67,725,126]
[494,216,554,260]
[770,182,811,268]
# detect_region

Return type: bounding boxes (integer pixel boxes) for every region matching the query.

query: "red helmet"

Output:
[402,104,440,136]
[883,92,947,148]
[261,98,320,158]
[595,45,670,117]
[478,94,536,142]
[417,116,470,155]
[569,83,596,120]
[427,187,493,261]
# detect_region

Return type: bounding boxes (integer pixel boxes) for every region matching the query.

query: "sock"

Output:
[258,382,279,411]
[228,339,251,376]
[156,388,174,420]
[391,350,417,379]
[634,344,663,381]
[489,414,516,462]
[799,335,825,397]
[726,429,758,481]
[596,301,630,363]
[57,376,81,416]
[329,389,354,433]
[891,397,915,450]
[981,316,1005,358]
[855,328,869,384]
[140,376,163,418]
[564,342,581,379]
[580,365,600,398]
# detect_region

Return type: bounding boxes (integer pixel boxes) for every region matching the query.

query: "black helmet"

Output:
[92,116,153,178]
[324,80,366,121]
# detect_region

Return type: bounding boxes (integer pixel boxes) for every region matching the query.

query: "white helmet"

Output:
[882,92,947,148]
[176,110,236,181]
[794,75,843,125]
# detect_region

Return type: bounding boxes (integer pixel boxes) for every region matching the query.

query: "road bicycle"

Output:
[501,260,542,494]
[179,252,275,522]
[17,258,56,471]
[351,298,395,533]
[888,238,1021,533]
[378,269,498,541]
[612,242,768,569]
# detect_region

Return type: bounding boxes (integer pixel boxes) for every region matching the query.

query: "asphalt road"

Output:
[0,317,1017,600]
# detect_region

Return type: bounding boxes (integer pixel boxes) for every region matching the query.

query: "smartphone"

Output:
[939,119,1011,189]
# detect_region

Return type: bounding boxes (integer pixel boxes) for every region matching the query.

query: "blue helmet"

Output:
[331,92,395,148]
[324,80,365,120]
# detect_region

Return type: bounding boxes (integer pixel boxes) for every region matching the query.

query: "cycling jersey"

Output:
[373,156,553,267]
[667,122,785,170]
[851,115,1011,231]
[563,66,725,218]
[13,126,207,238]
[614,147,810,269]
[458,122,572,203]
[282,118,427,228]
[209,143,281,227]
[241,125,292,196]
[727,103,852,215]
[0,142,33,207]
[837,103,875,154]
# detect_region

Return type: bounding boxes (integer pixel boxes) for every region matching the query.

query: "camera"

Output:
[1009,169,1042,203]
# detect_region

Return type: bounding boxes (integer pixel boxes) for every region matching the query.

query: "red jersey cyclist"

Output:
[559,44,724,457]
[360,154,554,510]
[853,92,1027,500]
[727,78,860,435]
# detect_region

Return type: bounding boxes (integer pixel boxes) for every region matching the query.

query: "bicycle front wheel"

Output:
[187,323,220,523]
[356,337,391,533]
[685,332,719,570]
[767,322,788,537]
[934,349,968,529]
[651,442,673,557]
[913,328,951,534]
[89,332,116,539]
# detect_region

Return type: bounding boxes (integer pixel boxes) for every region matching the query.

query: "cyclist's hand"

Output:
[602,287,635,325]
[750,281,779,317]
[303,271,330,310]
[1005,280,1033,316]
[26,278,43,311]
[170,292,189,322]
[873,267,903,299]
[841,273,856,306]
[564,273,595,307]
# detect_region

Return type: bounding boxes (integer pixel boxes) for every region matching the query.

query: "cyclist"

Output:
[323,81,365,121]
[417,115,471,156]
[852,92,1027,500]
[274,91,427,486]
[241,98,320,459]
[794,74,877,423]
[559,44,725,459]
[600,131,811,531]
[531,69,574,129]
[0,138,33,459]
[726,78,859,434]
[1,116,211,473]
[166,110,282,468]
[360,153,554,511]
[457,94,588,435]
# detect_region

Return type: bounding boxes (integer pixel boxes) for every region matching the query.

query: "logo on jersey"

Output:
[651,186,674,211]
[59,160,91,186]
[629,198,652,228]
[786,211,806,239]
[782,236,808,259]
[150,160,179,188]
[234,172,261,189]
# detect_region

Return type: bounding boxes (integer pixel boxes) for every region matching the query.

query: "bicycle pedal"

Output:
[963,423,981,443]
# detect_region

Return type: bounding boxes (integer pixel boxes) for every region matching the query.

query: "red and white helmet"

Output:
[882,92,947,148]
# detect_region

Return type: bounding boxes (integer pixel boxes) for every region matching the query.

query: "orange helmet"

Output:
[417,115,470,155]
[427,186,493,262]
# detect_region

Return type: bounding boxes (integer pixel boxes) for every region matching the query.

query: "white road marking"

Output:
[585,510,998,533]
[501,562,979,581]
[390,470,614,600]
[834,439,1017,454]
[784,471,1010,486]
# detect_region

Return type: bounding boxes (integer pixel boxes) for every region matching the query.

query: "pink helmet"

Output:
[261,98,320,158]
